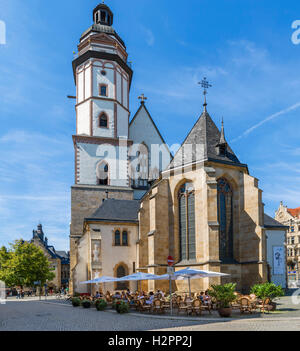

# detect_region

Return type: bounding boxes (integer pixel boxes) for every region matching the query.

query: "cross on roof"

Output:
[199,77,212,96]
[138,94,148,103]
[198,77,212,109]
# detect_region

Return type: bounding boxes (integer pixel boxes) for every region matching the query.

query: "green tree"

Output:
[0,240,55,288]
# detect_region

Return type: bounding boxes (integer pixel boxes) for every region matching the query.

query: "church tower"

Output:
[69,3,134,294]
[72,2,133,187]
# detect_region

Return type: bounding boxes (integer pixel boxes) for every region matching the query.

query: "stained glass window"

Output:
[217,178,234,262]
[178,182,196,261]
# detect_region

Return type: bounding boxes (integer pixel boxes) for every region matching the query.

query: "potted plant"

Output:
[208,283,237,317]
[115,300,129,314]
[95,299,108,311]
[72,297,81,307]
[81,299,92,309]
[250,283,284,311]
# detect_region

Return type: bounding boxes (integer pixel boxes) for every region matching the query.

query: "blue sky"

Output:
[0,0,300,250]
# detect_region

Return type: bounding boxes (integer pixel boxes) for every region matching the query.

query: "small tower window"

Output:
[99,84,108,97]
[115,230,121,246]
[101,11,106,23]
[122,231,128,246]
[99,113,108,128]
[95,12,99,23]
[97,161,109,185]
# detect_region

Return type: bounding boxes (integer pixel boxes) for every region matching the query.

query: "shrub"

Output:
[95,299,107,311]
[115,300,129,314]
[72,297,81,307]
[81,299,91,308]
[250,283,284,302]
[208,283,237,309]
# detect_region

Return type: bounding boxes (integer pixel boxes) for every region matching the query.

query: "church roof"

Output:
[167,108,246,171]
[287,207,300,218]
[86,199,140,223]
[264,214,289,229]
[130,102,170,148]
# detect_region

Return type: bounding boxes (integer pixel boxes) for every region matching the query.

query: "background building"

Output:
[31,224,70,290]
[276,202,300,283]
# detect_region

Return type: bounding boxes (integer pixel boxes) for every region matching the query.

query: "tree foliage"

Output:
[0,240,55,288]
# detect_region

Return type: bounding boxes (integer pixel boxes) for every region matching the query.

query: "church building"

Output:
[70,3,271,294]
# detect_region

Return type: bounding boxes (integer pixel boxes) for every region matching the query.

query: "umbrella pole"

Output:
[169,275,173,316]
[188,278,191,298]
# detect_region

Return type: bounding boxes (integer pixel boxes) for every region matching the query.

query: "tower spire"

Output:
[219,117,226,145]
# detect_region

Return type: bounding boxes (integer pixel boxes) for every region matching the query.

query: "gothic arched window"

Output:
[114,230,121,246]
[116,265,128,290]
[97,161,109,186]
[122,231,128,246]
[99,113,108,128]
[217,178,234,262]
[178,182,196,261]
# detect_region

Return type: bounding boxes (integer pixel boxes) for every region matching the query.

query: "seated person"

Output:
[203,291,212,306]
[137,291,145,300]
[113,291,122,299]
[199,291,205,303]
[146,292,155,305]
[95,291,101,299]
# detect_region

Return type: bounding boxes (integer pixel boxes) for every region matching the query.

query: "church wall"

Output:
[73,233,89,293]
[117,104,129,138]
[69,185,133,294]
[91,222,138,293]
[129,107,171,173]
[92,64,114,99]
[76,102,90,136]
[77,141,129,187]
[92,99,115,138]
[137,200,150,270]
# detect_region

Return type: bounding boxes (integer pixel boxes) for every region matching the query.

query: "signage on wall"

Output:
[273,246,285,275]
[167,256,174,266]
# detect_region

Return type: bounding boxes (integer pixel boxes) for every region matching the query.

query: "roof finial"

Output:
[138,94,147,104]
[220,117,226,145]
[198,77,212,112]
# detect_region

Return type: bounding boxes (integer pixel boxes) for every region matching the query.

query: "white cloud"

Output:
[232,102,300,143]
[140,26,155,46]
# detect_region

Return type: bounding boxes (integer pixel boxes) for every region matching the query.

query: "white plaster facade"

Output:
[266,229,287,288]
[74,222,139,294]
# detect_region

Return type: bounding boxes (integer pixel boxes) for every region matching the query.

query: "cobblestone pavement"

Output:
[0,296,300,331]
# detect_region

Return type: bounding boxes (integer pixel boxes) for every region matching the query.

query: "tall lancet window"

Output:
[217,178,234,262]
[178,182,196,261]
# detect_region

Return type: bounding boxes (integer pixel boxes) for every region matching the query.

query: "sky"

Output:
[0,0,300,250]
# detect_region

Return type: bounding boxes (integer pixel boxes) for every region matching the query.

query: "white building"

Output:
[264,214,288,288]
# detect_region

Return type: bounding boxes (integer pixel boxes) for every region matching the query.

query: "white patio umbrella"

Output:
[118,272,162,282]
[118,272,164,292]
[156,268,230,297]
[80,276,121,294]
[80,276,119,284]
